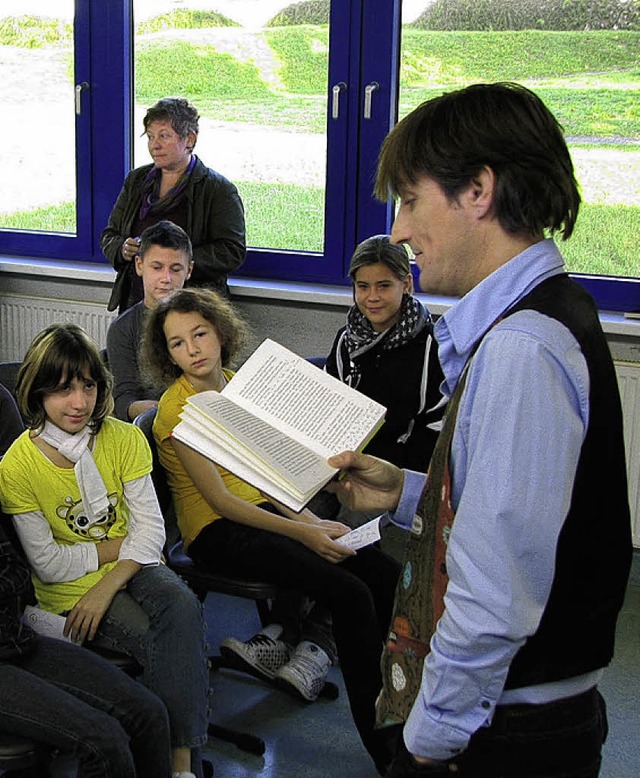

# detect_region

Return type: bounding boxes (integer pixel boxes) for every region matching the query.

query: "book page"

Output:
[178,393,336,496]
[217,339,385,457]
[173,417,329,512]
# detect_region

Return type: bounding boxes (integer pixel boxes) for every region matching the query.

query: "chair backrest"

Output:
[132,408,278,616]
[132,407,179,548]
[0,360,21,400]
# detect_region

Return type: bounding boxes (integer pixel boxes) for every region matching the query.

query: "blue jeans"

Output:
[91,563,210,752]
[0,635,171,778]
[385,687,608,777]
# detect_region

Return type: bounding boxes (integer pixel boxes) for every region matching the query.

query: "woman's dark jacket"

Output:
[101,157,246,312]
[325,322,445,471]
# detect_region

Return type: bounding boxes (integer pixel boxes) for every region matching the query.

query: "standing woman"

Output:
[0,323,209,778]
[325,235,445,472]
[101,96,246,314]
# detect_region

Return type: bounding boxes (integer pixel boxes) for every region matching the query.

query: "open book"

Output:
[172,338,386,512]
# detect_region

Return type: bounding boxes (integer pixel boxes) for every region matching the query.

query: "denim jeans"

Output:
[91,563,210,752]
[385,687,608,777]
[189,517,401,769]
[0,635,171,778]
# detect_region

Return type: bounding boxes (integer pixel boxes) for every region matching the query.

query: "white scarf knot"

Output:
[40,421,110,527]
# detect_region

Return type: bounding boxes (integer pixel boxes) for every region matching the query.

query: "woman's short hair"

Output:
[143,97,200,147]
[349,234,412,282]
[16,323,114,432]
[143,288,251,387]
[375,82,580,240]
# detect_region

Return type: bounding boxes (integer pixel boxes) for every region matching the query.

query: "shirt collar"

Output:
[435,239,566,396]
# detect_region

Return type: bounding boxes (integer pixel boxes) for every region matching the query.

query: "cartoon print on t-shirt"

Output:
[56,494,118,540]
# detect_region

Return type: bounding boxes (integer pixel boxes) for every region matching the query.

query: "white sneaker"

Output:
[219,632,292,681]
[274,641,331,702]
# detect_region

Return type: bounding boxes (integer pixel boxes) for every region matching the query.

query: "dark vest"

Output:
[503,274,632,688]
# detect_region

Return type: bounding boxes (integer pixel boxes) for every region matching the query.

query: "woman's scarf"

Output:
[343,293,430,388]
[39,421,110,527]
[138,154,197,221]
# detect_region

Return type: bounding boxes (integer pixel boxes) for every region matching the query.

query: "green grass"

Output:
[559,202,640,277]
[0,202,75,233]
[7,187,637,277]
[136,41,272,102]
[237,181,324,252]
[136,10,239,35]
[0,16,72,48]
[265,25,329,94]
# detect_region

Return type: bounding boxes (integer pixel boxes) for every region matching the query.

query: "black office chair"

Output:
[0,361,21,401]
[133,407,275,756]
[0,733,49,777]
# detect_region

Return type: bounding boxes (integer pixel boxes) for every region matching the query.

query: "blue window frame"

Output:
[0,0,637,314]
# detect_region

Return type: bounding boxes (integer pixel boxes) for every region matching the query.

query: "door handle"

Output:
[331,81,347,119]
[363,81,379,120]
[75,82,89,115]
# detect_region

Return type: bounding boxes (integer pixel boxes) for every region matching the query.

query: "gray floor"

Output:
[6,545,637,777]
[202,548,640,778]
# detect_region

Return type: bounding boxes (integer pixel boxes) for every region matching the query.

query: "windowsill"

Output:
[0,256,639,338]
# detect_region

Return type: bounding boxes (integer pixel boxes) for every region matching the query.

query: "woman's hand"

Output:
[327,451,404,513]
[63,577,120,643]
[63,560,140,643]
[120,236,141,262]
[294,523,356,564]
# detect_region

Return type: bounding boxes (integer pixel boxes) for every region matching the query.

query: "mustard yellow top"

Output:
[154,373,265,549]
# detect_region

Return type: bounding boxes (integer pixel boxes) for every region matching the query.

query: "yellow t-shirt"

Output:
[154,373,265,549]
[0,418,151,614]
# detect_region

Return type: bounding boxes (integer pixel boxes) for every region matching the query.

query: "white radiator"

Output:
[615,361,640,547]
[0,295,115,362]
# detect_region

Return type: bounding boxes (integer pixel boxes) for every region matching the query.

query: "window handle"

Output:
[75,82,89,115]
[363,81,380,120]
[331,81,347,119]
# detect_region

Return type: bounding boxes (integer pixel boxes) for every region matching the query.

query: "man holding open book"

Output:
[329,83,632,777]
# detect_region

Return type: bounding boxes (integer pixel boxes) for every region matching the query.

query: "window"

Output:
[0,0,637,310]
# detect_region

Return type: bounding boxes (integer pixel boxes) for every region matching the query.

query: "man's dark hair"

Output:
[138,220,193,263]
[376,82,581,240]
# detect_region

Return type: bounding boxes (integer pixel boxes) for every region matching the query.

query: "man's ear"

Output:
[186,261,194,281]
[135,255,144,277]
[466,165,496,219]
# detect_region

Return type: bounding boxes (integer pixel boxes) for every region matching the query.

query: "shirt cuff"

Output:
[387,469,427,531]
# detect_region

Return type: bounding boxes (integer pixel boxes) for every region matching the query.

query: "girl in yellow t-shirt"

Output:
[143,288,401,774]
[0,323,208,778]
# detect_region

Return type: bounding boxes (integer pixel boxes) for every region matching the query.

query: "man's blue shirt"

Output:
[391,240,596,760]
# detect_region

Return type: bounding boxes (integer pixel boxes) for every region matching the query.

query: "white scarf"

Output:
[39,421,110,526]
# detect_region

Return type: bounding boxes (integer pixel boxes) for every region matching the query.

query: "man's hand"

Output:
[326,451,404,513]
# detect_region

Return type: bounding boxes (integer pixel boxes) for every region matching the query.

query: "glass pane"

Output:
[132,0,329,252]
[399,1,640,279]
[0,1,76,234]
